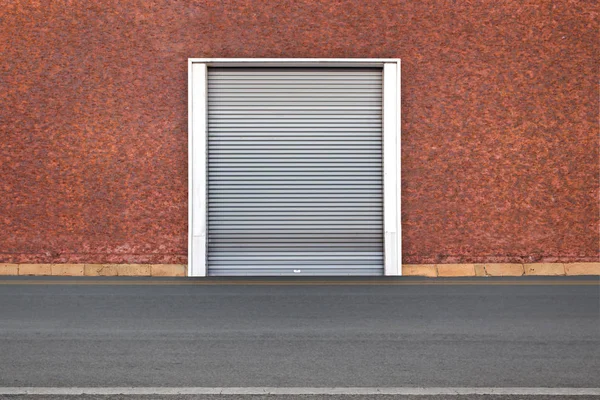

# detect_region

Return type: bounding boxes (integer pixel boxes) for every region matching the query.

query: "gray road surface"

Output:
[0,276,598,395]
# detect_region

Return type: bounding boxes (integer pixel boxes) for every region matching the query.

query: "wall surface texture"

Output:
[1,0,598,265]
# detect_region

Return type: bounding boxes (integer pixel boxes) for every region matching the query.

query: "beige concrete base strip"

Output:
[0,387,599,396]
[564,262,600,276]
[1,263,598,277]
[0,264,18,275]
[403,264,438,277]
[403,263,599,277]
[437,264,476,277]
[0,263,187,277]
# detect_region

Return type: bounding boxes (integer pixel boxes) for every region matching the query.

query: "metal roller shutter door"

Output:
[207,67,383,276]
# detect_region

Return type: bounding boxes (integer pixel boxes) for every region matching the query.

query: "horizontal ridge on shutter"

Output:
[207,67,383,276]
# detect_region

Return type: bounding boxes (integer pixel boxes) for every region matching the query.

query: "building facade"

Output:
[0,1,598,276]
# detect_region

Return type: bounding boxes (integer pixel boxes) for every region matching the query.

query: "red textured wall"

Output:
[1,1,598,264]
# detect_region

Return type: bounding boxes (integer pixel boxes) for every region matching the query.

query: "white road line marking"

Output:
[0,387,599,395]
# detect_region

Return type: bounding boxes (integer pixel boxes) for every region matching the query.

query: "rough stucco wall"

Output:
[0,0,598,264]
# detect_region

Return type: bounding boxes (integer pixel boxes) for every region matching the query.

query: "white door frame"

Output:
[188,58,401,277]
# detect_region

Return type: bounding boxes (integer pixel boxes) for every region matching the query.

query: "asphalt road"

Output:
[0,276,598,398]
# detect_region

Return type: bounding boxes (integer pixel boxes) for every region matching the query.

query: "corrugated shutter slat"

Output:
[207,68,383,276]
